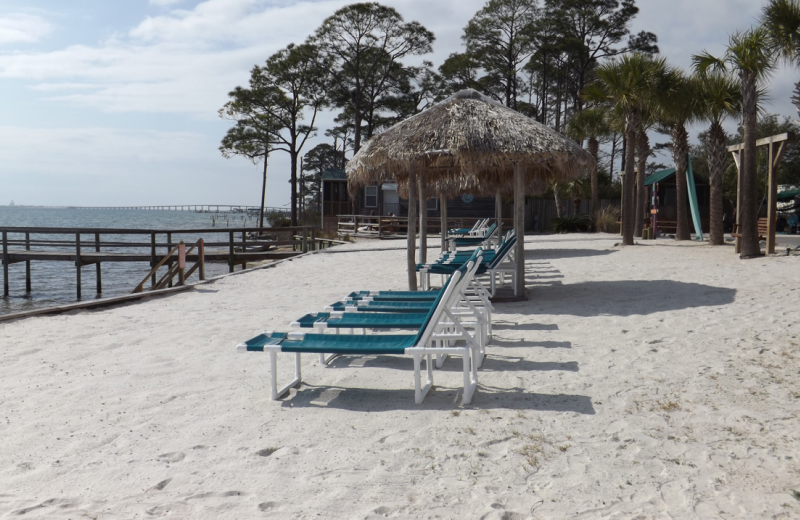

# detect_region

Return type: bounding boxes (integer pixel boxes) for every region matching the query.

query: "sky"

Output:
[0,0,793,208]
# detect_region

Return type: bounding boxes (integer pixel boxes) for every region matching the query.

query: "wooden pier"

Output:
[1,226,334,299]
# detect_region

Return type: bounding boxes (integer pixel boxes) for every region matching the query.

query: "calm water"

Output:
[0,206,265,316]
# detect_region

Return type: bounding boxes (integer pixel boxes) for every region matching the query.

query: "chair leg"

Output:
[413,353,434,404]
[462,347,477,405]
[269,350,302,400]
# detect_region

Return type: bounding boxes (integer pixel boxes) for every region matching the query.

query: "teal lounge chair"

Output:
[419,232,518,296]
[447,222,498,251]
[237,266,480,404]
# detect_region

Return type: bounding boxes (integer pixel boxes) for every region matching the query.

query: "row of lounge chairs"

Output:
[237,248,494,405]
[418,230,518,296]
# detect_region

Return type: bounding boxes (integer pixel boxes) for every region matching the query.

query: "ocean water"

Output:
[0,206,266,316]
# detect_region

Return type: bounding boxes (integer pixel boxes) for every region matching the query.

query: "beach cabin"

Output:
[321,168,352,231]
[645,165,710,235]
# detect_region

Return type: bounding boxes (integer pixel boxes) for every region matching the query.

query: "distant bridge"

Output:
[67,205,290,214]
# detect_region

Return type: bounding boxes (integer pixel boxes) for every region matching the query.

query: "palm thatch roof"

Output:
[347,89,594,198]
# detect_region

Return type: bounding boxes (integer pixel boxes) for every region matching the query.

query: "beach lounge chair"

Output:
[419,231,518,296]
[294,254,491,362]
[237,263,481,405]
[448,218,489,237]
[447,222,498,251]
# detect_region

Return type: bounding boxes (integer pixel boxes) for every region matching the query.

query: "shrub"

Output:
[551,213,592,233]
[266,211,291,227]
[594,206,620,233]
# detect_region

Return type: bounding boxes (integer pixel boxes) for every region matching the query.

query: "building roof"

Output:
[322,168,347,181]
[644,167,676,186]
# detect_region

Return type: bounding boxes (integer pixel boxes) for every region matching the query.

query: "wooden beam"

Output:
[407,162,418,290]
[439,194,448,252]
[727,132,793,152]
[418,172,427,264]
[731,150,742,253]
[514,163,526,298]
[767,142,777,254]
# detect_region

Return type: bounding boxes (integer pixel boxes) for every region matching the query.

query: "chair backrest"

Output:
[481,222,497,238]
[487,231,517,269]
[412,248,482,345]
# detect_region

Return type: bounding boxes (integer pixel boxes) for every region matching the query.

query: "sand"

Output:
[1,233,799,519]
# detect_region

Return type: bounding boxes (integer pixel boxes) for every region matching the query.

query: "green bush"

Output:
[551,213,592,233]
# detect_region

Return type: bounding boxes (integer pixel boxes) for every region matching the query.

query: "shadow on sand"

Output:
[513,279,736,317]
[525,248,618,260]
[283,383,595,413]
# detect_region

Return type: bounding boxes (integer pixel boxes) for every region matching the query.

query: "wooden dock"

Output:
[1,225,336,299]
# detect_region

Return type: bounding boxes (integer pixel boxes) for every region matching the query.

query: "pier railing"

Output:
[1,226,335,299]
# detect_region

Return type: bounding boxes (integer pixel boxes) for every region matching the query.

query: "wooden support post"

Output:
[418,173,427,264]
[25,232,31,293]
[767,142,777,254]
[228,231,235,272]
[496,192,503,235]
[76,233,82,299]
[440,194,448,252]
[167,232,173,287]
[310,228,316,251]
[150,233,157,288]
[2,231,8,297]
[95,232,102,294]
[407,162,418,291]
[178,242,186,285]
[242,231,247,269]
[199,239,205,280]
[514,163,526,299]
[732,150,742,253]
[302,227,308,253]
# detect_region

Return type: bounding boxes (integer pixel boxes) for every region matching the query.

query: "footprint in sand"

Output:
[158,452,185,463]
[258,501,277,511]
[256,447,280,457]
[153,479,171,491]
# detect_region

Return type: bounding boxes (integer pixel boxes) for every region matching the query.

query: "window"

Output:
[426,198,438,211]
[364,186,378,208]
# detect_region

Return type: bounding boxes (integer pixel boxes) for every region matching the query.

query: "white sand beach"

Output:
[1,234,799,519]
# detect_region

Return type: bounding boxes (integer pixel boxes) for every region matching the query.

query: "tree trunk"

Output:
[672,123,690,240]
[622,110,638,245]
[634,131,649,237]
[740,70,760,258]
[259,152,268,228]
[407,163,418,290]
[290,152,298,226]
[588,137,599,229]
[708,121,726,245]
[609,132,617,177]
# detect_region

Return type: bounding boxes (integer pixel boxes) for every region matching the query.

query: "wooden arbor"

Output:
[728,132,794,254]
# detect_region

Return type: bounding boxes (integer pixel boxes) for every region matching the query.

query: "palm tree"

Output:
[691,71,741,245]
[634,123,653,237]
[762,0,800,117]
[694,28,774,258]
[653,67,698,241]
[585,53,667,245]
[567,106,610,227]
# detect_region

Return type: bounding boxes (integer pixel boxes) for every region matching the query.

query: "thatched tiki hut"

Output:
[347,89,593,297]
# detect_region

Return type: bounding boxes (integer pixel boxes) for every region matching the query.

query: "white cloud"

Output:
[0,13,51,44]
[149,0,186,6]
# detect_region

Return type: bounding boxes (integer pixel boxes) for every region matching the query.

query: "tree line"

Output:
[219,0,800,260]
[219,0,657,227]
